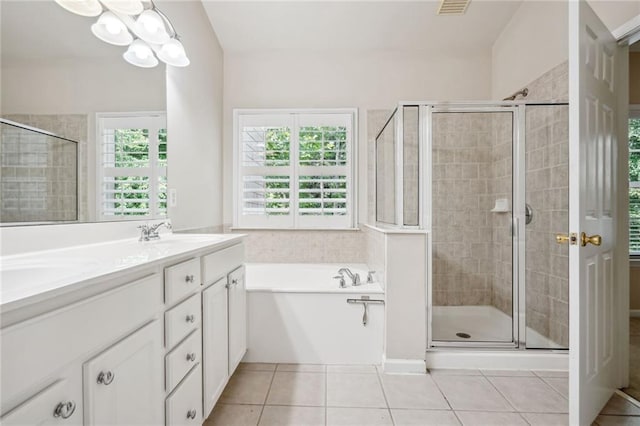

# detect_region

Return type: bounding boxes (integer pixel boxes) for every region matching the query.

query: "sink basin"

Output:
[0,258,100,286]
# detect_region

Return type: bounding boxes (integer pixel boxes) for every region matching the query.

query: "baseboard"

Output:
[425,349,568,370]
[382,357,427,374]
[630,310,640,318]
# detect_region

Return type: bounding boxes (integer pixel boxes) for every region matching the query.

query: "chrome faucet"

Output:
[138,221,172,241]
[338,268,361,286]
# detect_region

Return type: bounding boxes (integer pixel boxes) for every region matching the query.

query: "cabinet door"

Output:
[202,278,229,417]
[227,266,246,375]
[83,320,163,426]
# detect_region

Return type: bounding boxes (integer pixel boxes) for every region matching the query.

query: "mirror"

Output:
[0,0,166,225]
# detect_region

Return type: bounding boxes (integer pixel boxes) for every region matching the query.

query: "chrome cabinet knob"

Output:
[186,409,197,420]
[186,352,196,362]
[53,400,76,419]
[97,370,115,385]
[185,274,195,283]
[231,278,238,286]
[185,314,196,323]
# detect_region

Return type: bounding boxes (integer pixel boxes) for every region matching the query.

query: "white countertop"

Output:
[0,233,244,316]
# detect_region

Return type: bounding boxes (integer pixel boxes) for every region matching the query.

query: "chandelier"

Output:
[54,0,190,68]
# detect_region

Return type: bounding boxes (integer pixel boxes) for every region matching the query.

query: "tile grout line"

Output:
[538,376,569,401]
[325,368,328,426]
[255,368,278,426]
[374,364,395,425]
[428,371,457,412]
[480,373,519,413]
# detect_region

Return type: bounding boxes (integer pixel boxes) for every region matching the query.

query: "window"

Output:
[97,113,167,220]
[630,106,640,253]
[234,109,356,229]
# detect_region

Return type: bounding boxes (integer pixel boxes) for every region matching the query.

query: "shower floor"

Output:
[432,305,565,349]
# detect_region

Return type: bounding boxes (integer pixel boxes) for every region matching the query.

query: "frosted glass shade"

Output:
[157,39,190,67]
[123,39,158,68]
[100,0,143,15]
[135,10,170,44]
[91,12,133,46]
[54,0,102,17]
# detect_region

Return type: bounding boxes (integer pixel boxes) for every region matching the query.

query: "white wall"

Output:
[162,1,224,232]
[492,0,640,100]
[223,48,492,225]
[491,1,568,100]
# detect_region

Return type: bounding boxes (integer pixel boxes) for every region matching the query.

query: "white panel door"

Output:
[228,266,247,375]
[202,278,229,417]
[569,1,621,424]
[83,320,163,425]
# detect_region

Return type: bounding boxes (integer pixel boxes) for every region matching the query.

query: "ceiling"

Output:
[1,1,126,61]
[201,0,524,52]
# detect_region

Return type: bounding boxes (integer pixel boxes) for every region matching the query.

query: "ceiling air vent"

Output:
[437,0,471,15]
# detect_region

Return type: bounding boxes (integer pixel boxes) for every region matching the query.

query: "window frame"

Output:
[96,111,167,221]
[233,108,358,230]
[630,105,640,256]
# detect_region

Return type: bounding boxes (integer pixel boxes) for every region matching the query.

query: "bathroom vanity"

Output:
[0,233,245,426]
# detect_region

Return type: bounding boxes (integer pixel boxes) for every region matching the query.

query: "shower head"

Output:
[503,88,529,101]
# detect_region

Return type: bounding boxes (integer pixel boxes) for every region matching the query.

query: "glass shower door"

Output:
[430,108,516,346]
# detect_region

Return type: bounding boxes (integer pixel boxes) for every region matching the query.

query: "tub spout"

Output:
[338,268,361,286]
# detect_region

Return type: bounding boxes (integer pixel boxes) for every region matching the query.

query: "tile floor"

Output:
[204,364,640,426]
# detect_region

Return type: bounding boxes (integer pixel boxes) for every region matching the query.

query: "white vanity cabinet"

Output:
[202,278,228,416]
[1,236,245,426]
[201,244,246,418]
[228,266,247,375]
[83,320,164,425]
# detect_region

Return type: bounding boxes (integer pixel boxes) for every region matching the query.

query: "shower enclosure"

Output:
[375,102,569,350]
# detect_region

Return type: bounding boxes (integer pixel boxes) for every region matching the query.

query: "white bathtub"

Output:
[244,263,385,364]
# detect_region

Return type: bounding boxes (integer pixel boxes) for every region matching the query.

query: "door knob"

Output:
[556,233,577,245]
[581,232,601,247]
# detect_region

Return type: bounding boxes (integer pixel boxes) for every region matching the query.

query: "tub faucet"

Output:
[338,268,361,286]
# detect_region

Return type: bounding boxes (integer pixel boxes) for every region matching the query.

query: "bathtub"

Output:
[244,263,385,365]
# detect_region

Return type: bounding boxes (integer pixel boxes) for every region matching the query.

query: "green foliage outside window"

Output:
[108,128,167,215]
[262,126,347,214]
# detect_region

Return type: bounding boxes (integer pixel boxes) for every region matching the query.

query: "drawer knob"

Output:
[185,275,195,283]
[185,314,196,323]
[53,400,76,419]
[187,409,197,420]
[186,352,196,362]
[232,279,238,286]
[97,370,115,385]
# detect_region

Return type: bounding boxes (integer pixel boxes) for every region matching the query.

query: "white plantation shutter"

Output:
[235,110,355,229]
[630,112,640,254]
[98,114,167,220]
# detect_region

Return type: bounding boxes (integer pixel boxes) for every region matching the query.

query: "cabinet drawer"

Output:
[165,258,201,305]
[1,378,81,426]
[165,364,202,426]
[165,294,200,349]
[202,244,244,286]
[165,329,202,393]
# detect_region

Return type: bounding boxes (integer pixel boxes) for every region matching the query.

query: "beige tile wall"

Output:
[1,114,88,223]
[490,113,514,316]
[228,227,367,264]
[432,112,496,306]
[525,104,569,347]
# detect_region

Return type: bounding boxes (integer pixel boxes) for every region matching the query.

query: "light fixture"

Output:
[54,0,190,69]
[135,9,170,44]
[156,38,190,67]
[123,39,158,68]
[54,0,102,17]
[91,11,133,46]
[100,0,143,15]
